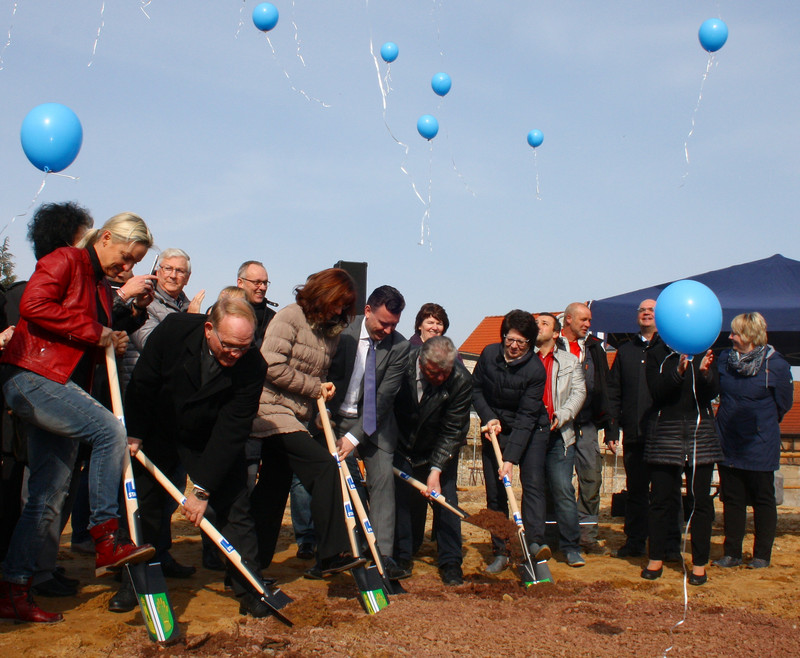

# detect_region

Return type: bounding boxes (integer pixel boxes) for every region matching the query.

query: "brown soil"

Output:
[3,489,800,657]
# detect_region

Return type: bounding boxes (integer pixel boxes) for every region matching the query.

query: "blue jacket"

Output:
[716,346,794,471]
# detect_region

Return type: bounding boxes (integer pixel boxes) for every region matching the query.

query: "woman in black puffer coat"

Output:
[642,335,722,586]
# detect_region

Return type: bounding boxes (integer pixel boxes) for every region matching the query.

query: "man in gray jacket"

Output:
[535,313,587,567]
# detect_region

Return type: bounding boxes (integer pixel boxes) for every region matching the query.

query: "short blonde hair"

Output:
[730,312,768,347]
[77,212,153,249]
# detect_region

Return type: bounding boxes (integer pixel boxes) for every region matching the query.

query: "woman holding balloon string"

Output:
[641,337,722,586]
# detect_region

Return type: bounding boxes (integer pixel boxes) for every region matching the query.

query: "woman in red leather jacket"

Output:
[0,212,157,623]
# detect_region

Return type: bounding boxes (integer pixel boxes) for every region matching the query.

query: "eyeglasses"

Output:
[503,335,529,346]
[637,307,655,313]
[212,328,252,356]
[160,265,188,276]
[240,277,270,289]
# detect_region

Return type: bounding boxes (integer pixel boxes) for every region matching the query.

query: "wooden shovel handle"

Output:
[485,425,524,522]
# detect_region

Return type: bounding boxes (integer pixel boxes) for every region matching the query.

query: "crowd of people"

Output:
[0,201,793,624]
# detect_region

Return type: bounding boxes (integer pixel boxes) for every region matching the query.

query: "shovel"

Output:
[133,449,294,627]
[316,398,389,614]
[105,346,178,643]
[392,467,475,524]
[486,426,552,586]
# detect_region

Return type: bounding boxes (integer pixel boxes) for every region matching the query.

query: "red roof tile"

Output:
[459,316,504,357]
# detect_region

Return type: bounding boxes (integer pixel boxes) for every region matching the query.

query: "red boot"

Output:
[90,518,155,576]
[0,580,63,623]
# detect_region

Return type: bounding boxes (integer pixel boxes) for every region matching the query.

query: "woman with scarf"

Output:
[713,313,793,569]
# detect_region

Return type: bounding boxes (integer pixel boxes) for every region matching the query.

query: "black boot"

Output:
[108,572,137,613]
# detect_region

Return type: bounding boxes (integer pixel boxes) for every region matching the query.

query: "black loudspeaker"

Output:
[333,261,368,311]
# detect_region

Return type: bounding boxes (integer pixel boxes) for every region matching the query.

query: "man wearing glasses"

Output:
[126,298,274,617]
[237,260,275,347]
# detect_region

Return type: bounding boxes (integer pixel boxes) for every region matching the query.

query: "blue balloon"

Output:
[417,115,439,140]
[253,3,279,32]
[654,280,722,355]
[698,18,728,53]
[380,42,398,63]
[20,103,83,173]
[431,72,452,97]
[527,130,544,148]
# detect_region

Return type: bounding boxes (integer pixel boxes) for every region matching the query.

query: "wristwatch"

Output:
[192,487,210,501]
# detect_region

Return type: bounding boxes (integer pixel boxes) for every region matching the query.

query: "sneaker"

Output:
[529,543,552,562]
[439,563,463,586]
[565,551,586,567]
[748,558,770,569]
[485,555,509,574]
[712,555,742,568]
[615,544,645,558]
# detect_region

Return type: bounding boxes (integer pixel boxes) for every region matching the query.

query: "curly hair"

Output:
[500,309,538,345]
[27,201,94,260]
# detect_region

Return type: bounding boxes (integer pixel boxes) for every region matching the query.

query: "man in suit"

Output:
[126,297,272,617]
[326,285,409,579]
[392,336,472,586]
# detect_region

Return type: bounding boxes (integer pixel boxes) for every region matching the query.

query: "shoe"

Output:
[712,555,742,568]
[202,550,226,572]
[70,539,96,555]
[303,565,324,580]
[688,571,707,586]
[581,541,609,556]
[748,558,770,569]
[664,551,682,563]
[439,563,463,586]
[529,543,552,562]
[565,551,586,567]
[52,568,79,588]
[296,543,315,560]
[0,580,63,623]
[318,553,366,576]
[239,592,271,618]
[640,566,663,580]
[31,577,77,598]
[395,557,412,572]
[90,519,155,576]
[485,555,509,574]
[382,557,412,581]
[161,560,196,579]
[108,577,137,613]
[615,544,645,558]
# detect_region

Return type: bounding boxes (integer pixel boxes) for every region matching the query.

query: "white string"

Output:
[532,149,542,200]
[87,1,105,68]
[290,0,305,67]
[234,0,247,39]
[139,0,152,19]
[261,35,330,107]
[418,143,434,250]
[0,0,20,71]
[0,172,80,238]
[681,54,715,183]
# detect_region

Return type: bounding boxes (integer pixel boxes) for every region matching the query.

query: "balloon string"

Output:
[139,0,152,19]
[533,150,542,200]
[0,0,20,71]
[263,36,330,108]
[87,0,105,68]
[681,54,715,182]
[0,174,49,238]
[234,0,247,39]
[290,1,306,67]
[418,143,433,250]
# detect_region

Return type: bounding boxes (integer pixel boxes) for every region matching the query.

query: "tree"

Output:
[0,236,17,288]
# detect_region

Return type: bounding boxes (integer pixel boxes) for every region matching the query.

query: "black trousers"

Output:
[718,465,777,562]
[249,431,349,568]
[649,462,714,565]
[622,442,650,551]
[135,444,257,596]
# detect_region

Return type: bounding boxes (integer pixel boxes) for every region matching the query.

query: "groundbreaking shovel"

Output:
[105,346,178,643]
[133,449,294,627]
[317,398,389,614]
[392,467,476,524]
[486,426,553,586]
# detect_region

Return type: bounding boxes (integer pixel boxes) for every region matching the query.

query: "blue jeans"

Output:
[545,431,581,554]
[290,474,316,546]
[2,370,127,583]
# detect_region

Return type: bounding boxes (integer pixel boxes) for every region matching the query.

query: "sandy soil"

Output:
[2,489,799,657]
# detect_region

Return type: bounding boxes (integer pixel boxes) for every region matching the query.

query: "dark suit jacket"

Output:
[392,345,472,470]
[327,315,409,451]
[125,312,267,492]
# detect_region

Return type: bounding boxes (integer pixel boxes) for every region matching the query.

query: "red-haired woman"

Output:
[249,268,364,576]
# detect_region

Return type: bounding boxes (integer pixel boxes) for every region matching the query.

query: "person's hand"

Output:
[606,440,618,455]
[498,461,513,482]
[425,470,442,499]
[314,409,335,431]
[97,326,115,347]
[119,275,157,302]
[483,419,501,439]
[127,437,142,456]
[0,325,14,350]
[319,382,336,401]
[677,354,690,376]
[550,413,560,431]
[113,331,129,356]
[181,493,209,527]
[336,435,356,460]
[699,349,714,372]
[187,290,206,314]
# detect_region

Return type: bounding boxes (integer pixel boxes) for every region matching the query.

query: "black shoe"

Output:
[439,563,463,586]
[581,541,609,556]
[615,544,645,558]
[31,577,77,598]
[319,553,367,576]
[108,578,137,613]
[529,543,552,562]
[296,543,315,560]
[303,565,324,580]
[640,566,663,580]
[688,571,707,586]
[712,555,742,568]
[239,592,271,618]
[161,560,197,579]
[382,557,412,580]
[202,551,226,572]
[395,557,412,572]
[52,568,80,589]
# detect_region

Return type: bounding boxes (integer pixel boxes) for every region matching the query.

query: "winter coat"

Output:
[716,346,793,471]
[606,334,655,444]
[536,346,586,448]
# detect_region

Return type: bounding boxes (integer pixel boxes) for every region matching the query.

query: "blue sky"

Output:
[1,1,798,347]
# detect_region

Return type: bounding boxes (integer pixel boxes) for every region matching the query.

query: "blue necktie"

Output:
[363,339,377,435]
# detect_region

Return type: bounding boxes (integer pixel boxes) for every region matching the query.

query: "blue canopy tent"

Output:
[588,254,800,365]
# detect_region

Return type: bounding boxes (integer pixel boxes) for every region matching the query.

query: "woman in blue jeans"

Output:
[0,212,156,623]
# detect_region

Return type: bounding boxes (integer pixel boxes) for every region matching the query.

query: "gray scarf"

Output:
[726,345,767,377]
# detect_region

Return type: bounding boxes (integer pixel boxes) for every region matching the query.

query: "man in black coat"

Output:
[391,337,472,586]
[126,297,270,617]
